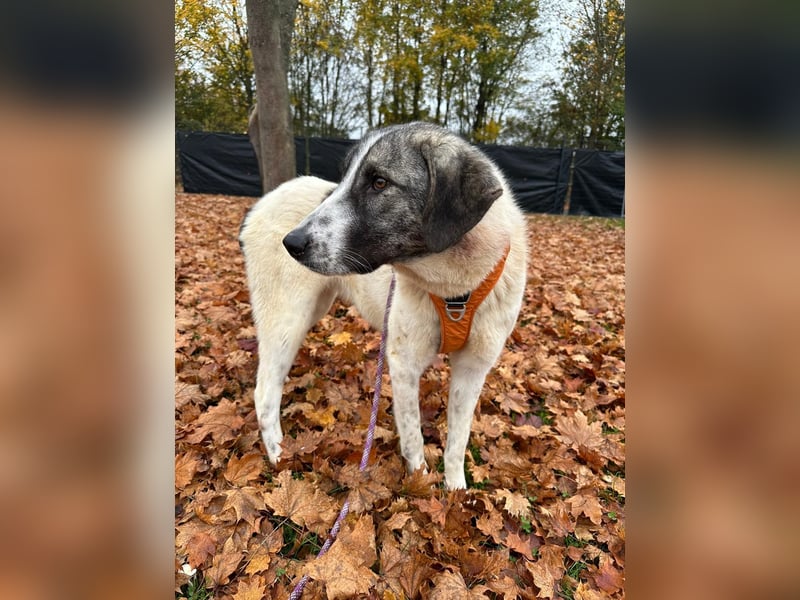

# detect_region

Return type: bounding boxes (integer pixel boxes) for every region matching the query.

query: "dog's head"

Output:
[283,122,503,275]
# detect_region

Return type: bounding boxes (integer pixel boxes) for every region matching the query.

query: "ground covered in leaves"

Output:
[175,192,625,599]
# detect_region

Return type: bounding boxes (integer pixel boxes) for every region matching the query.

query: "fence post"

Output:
[562,149,577,215]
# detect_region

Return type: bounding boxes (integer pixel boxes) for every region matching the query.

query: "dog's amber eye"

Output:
[372,176,387,191]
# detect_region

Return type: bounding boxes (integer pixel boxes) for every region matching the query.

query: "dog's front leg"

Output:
[254,354,290,464]
[386,354,427,475]
[444,355,494,489]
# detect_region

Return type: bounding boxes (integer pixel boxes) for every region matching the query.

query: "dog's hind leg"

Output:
[251,282,337,464]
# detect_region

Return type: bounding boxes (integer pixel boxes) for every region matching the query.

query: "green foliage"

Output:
[175,0,254,132]
[179,574,212,600]
[175,0,624,149]
[550,0,625,150]
[290,0,362,138]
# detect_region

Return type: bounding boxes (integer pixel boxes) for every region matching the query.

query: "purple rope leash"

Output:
[288,273,396,600]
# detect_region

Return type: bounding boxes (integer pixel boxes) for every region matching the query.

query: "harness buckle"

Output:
[444,293,471,322]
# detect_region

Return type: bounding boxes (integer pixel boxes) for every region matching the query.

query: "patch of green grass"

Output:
[564,533,588,549]
[519,514,533,534]
[465,466,490,490]
[468,443,485,465]
[277,521,321,558]
[535,408,553,426]
[179,575,212,600]
[560,560,589,599]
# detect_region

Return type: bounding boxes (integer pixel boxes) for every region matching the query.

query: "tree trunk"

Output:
[246,0,298,193]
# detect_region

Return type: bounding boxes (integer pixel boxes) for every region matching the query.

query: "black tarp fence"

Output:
[177,131,624,217]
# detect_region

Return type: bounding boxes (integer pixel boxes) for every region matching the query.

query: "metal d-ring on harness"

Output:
[443,292,471,322]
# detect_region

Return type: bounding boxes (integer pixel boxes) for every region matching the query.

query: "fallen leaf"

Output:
[304,515,378,599]
[185,398,245,445]
[413,496,448,527]
[175,448,203,489]
[592,554,624,593]
[430,569,484,600]
[185,531,216,568]
[525,544,565,600]
[574,582,606,600]
[207,536,244,586]
[566,491,605,525]
[328,331,352,346]
[243,547,271,575]
[555,410,604,451]
[232,574,266,600]
[223,487,266,529]
[263,470,338,535]
[494,489,531,519]
[224,452,264,486]
[504,530,538,560]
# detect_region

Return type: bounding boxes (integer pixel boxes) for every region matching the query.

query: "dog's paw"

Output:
[444,473,467,491]
[261,431,283,465]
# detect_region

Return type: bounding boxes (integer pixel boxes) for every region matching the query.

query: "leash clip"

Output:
[444,293,471,322]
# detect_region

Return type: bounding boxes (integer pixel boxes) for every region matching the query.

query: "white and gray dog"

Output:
[240,122,527,489]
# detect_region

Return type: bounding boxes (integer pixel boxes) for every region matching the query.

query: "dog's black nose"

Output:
[283,229,309,259]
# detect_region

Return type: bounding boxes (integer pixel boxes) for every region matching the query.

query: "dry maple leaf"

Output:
[225,349,251,370]
[592,554,624,594]
[573,582,606,600]
[222,487,266,529]
[566,491,605,525]
[223,452,264,486]
[413,496,449,527]
[328,331,353,346]
[401,468,441,497]
[207,536,244,586]
[185,531,216,569]
[304,515,378,599]
[184,399,245,445]
[486,575,523,600]
[494,489,532,519]
[263,470,338,535]
[175,448,203,489]
[232,575,267,600]
[555,410,604,451]
[504,530,538,560]
[243,547,272,576]
[378,540,408,598]
[525,544,566,600]
[398,549,434,598]
[472,414,507,438]
[175,380,210,409]
[337,464,393,513]
[476,502,505,546]
[430,569,486,600]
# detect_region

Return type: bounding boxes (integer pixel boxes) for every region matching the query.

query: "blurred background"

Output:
[0,1,174,597]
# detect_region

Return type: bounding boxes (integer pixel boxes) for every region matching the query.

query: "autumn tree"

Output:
[543,0,625,149]
[246,0,298,192]
[177,0,547,145]
[289,0,362,139]
[455,0,540,142]
[175,0,254,132]
[350,0,540,142]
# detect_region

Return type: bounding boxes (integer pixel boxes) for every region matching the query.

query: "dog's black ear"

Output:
[420,141,503,253]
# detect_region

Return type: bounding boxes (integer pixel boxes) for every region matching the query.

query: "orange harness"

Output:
[428,246,510,354]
